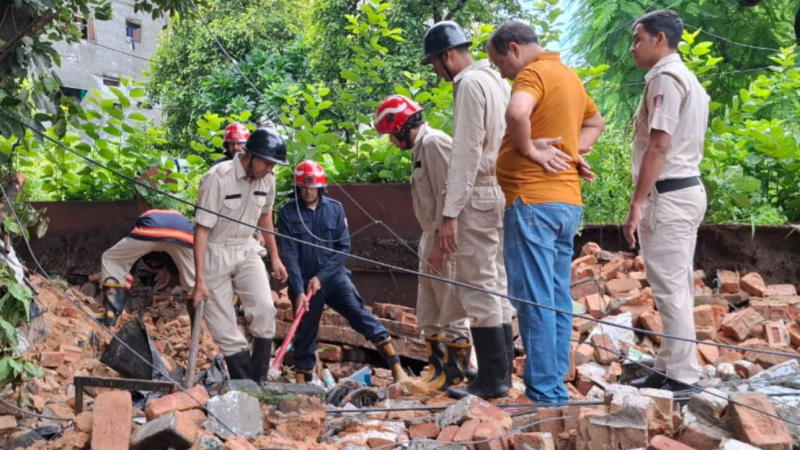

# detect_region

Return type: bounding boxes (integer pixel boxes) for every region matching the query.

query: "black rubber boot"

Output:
[503,323,514,388]
[100,278,129,326]
[446,327,509,400]
[373,337,407,382]
[224,350,252,380]
[420,335,445,383]
[250,337,272,384]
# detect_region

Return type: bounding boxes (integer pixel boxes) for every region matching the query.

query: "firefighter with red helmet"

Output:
[277,160,406,383]
[214,122,251,165]
[374,95,474,392]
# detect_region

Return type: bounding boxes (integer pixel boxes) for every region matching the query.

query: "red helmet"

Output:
[223,122,250,143]
[374,95,423,135]
[294,160,327,188]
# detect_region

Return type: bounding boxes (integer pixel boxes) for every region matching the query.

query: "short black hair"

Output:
[634,10,684,49]
[488,21,539,55]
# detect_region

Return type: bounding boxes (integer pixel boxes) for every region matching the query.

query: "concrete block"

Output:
[204,391,263,439]
[131,411,197,450]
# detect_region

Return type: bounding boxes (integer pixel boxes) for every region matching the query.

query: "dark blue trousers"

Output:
[293,274,389,371]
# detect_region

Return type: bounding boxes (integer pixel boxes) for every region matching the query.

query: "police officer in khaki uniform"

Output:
[193,128,289,383]
[374,94,473,391]
[422,21,515,399]
[624,10,709,391]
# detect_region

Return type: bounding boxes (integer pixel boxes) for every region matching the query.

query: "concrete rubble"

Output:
[0,241,797,448]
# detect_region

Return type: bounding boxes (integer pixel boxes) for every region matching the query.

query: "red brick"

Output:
[606,278,641,296]
[409,422,440,439]
[765,284,797,297]
[694,305,715,328]
[371,303,414,320]
[633,255,645,271]
[0,415,16,431]
[180,408,206,425]
[584,293,606,318]
[40,351,65,368]
[729,393,792,450]
[763,321,790,347]
[536,407,563,435]
[740,272,766,297]
[571,277,603,300]
[514,356,526,376]
[721,308,764,341]
[575,375,594,396]
[639,310,663,344]
[697,340,719,364]
[649,434,696,450]
[399,311,417,326]
[787,322,800,347]
[574,343,595,365]
[473,422,505,450]
[453,419,481,443]
[91,390,132,450]
[573,317,596,334]
[629,271,648,284]
[734,360,762,379]
[591,334,618,364]
[717,270,740,294]
[572,255,597,269]
[318,344,343,362]
[437,425,460,442]
[580,242,602,256]
[513,432,555,450]
[144,385,209,420]
[600,258,625,280]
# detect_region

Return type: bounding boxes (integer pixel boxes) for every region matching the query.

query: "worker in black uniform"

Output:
[278,160,406,383]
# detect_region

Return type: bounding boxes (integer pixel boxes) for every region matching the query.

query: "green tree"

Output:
[146,0,311,149]
[567,0,798,123]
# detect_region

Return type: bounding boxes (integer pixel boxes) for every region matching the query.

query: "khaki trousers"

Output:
[639,183,706,384]
[453,185,505,327]
[417,230,469,340]
[496,231,516,324]
[101,237,195,290]
[203,239,275,355]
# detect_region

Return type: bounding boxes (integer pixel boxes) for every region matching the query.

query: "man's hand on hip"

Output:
[527,137,572,173]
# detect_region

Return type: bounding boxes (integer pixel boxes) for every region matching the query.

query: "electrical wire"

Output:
[2,108,798,364]
[0,184,239,437]
[684,23,783,52]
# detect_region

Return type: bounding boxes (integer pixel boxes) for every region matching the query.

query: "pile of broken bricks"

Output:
[0,240,798,449]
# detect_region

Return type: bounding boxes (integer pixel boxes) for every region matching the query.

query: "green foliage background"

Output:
[3,0,800,225]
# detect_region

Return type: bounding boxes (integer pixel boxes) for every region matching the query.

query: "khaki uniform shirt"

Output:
[632,53,709,180]
[443,59,510,218]
[411,124,452,233]
[195,153,276,243]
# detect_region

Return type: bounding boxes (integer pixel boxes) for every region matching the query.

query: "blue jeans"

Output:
[293,273,389,371]
[504,199,582,404]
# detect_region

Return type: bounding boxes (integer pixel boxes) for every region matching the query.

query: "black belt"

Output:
[655,176,701,194]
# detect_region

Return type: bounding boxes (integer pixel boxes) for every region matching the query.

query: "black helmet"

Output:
[244,128,288,166]
[421,21,472,65]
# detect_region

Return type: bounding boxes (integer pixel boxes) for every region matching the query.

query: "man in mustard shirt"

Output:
[488,21,604,404]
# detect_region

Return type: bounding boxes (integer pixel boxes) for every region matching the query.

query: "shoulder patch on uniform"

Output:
[225,193,242,200]
[653,94,664,107]
[254,191,268,196]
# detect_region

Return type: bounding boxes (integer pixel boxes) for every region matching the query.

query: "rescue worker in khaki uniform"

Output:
[278,160,406,383]
[421,21,515,399]
[624,10,709,391]
[374,95,473,391]
[193,128,289,383]
[100,209,196,325]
